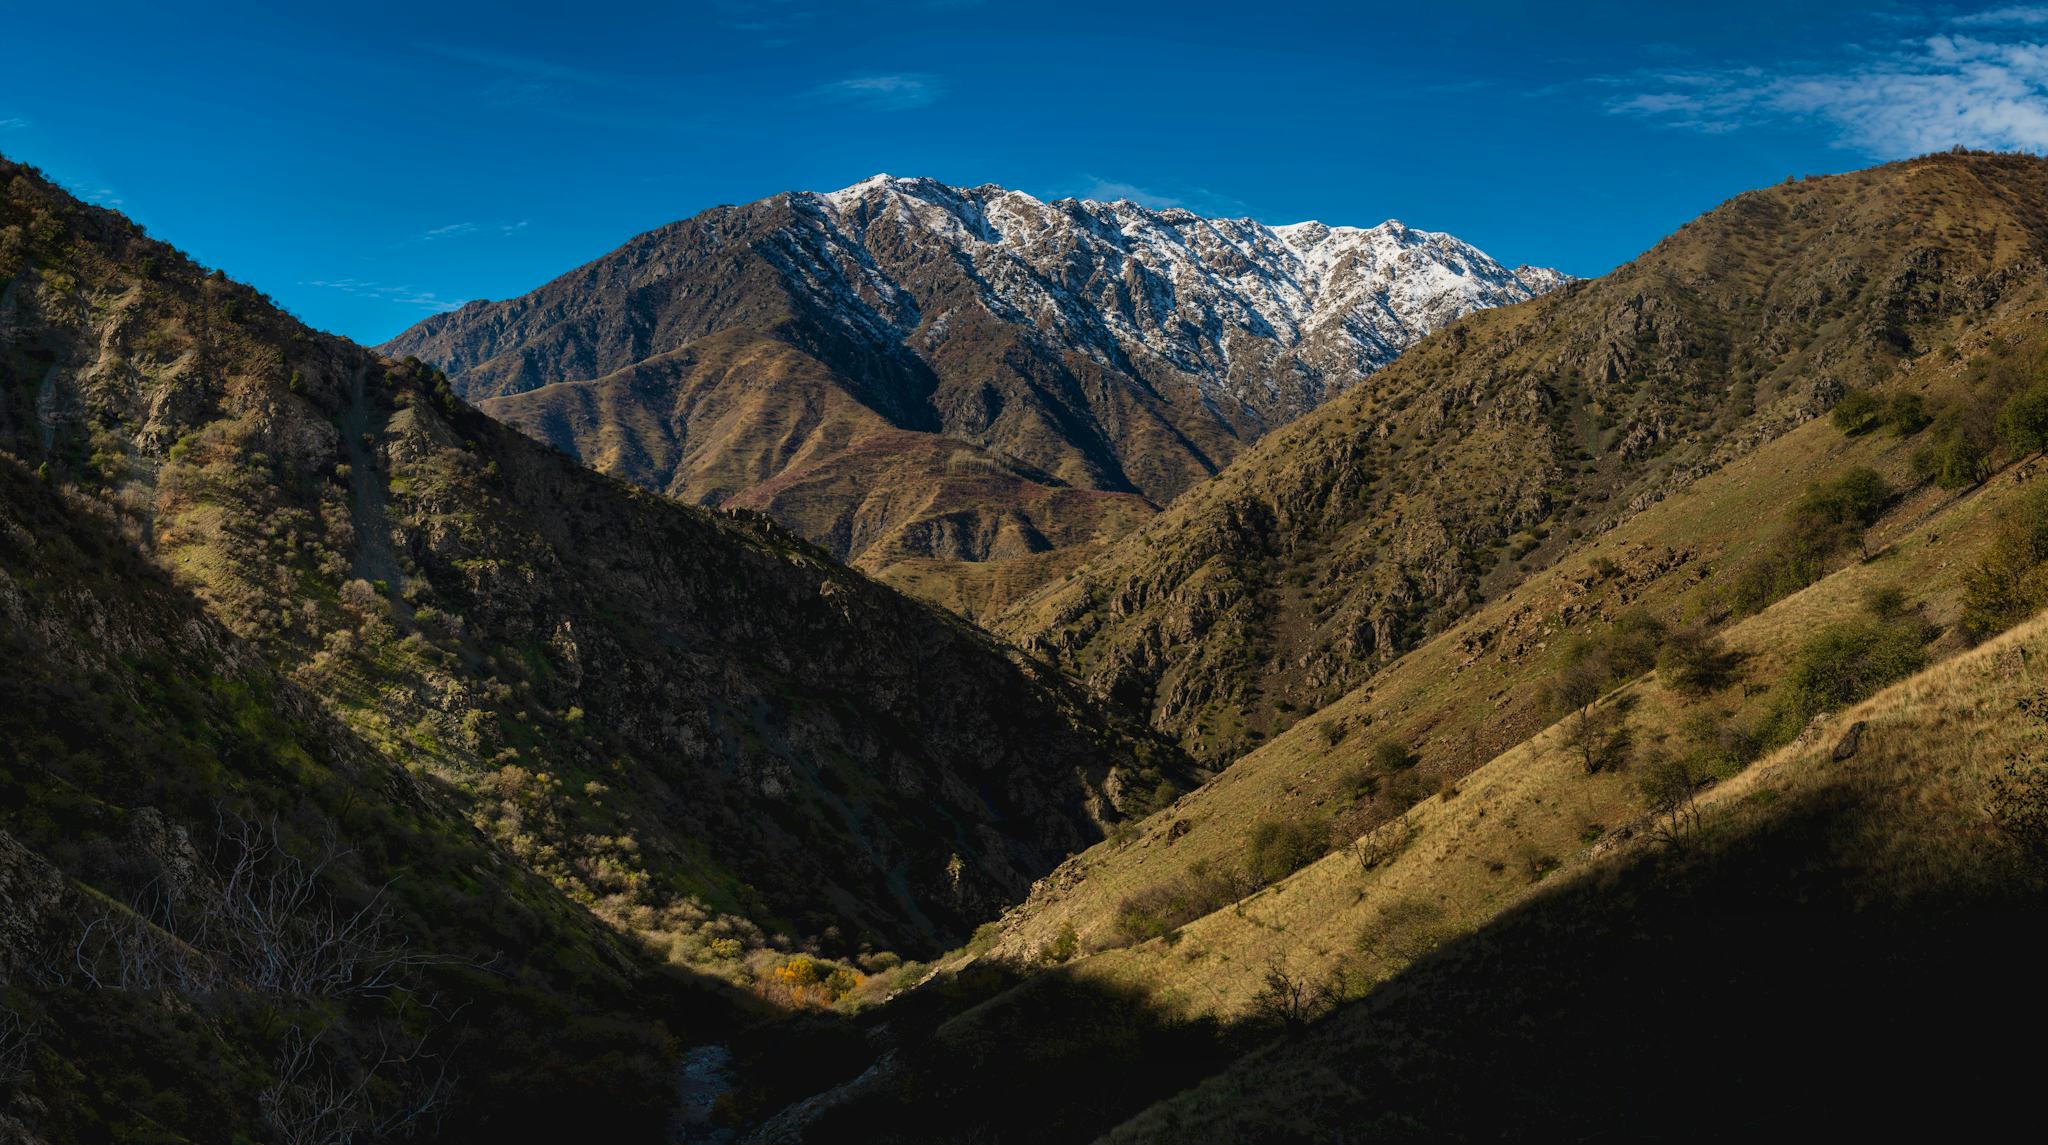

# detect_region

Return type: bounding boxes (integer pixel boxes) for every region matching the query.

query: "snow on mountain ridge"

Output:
[799,174,1568,407]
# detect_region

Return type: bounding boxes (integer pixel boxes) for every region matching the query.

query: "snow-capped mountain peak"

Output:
[795,175,1569,411]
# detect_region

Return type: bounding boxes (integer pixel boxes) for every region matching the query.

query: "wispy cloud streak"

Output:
[301,278,466,313]
[809,74,942,111]
[1608,12,2048,155]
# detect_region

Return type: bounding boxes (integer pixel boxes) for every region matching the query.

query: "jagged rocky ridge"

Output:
[383,176,1564,611]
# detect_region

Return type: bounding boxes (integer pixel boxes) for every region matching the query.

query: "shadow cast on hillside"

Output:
[1101,778,2048,1142]
[734,768,2048,1144]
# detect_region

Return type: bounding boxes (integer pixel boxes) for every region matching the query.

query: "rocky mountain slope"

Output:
[730,153,2048,1144]
[1001,152,2048,764]
[0,152,1191,980]
[383,176,1562,614]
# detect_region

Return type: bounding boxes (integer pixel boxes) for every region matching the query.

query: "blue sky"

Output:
[6,1,2048,343]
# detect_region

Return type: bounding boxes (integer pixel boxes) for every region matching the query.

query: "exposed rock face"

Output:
[1000,153,2048,765]
[382,176,1564,610]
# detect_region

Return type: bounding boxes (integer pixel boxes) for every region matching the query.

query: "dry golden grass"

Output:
[967,297,2048,1019]
[1098,605,2048,1143]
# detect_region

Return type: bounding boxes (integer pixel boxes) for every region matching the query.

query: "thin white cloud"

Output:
[1072,176,1248,217]
[810,73,941,111]
[725,4,814,44]
[1954,5,2048,27]
[420,221,479,241]
[501,219,530,235]
[302,278,466,313]
[411,42,623,90]
[1609,12,2048,155]
[1080,179,1186,210]
[84,187,125,208]
[0,117,25,132]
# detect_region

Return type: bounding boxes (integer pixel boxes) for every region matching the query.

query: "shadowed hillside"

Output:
[0,153,1192,976]
[0,452,735,1141]
[1104,611,2048,1142]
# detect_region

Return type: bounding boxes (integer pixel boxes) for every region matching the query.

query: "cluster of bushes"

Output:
[1535,609,1747,776]
[1839,343,2048,494]
[1962,484,2048,639]
[1730,468,1893,614]
[1640,584,1928,779]
[1533,578,1924,797]
[1338,737,1431,809]
[1113,858,1256,944]
[1656,623,1743,693]
[1831,388,1930,437]
[1246,816,1334,883]
[1760,602,1931,745]
[1113,813,1334,944]
[1547,608,1741,705]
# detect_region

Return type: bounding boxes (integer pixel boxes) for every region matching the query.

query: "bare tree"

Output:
[260,1022,452,1145]
[1639,755,1702,849]
[1248,965,1340,1029]
[0,1004,35,1091]
[1563,703,1630,775]
[72,808,454,999]
[1350,819,1414,875]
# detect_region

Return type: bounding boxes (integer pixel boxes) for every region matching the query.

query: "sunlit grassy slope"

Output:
[974,293,2048,1020]
[1103,600,2048,1141]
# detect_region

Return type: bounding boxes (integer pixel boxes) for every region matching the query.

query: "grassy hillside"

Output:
[0,454,730,1141]
[1002,151,2048,766]
[754,366,2048,1140]
[1103,605,2048,1140]
[0,152,1191,982]
[695,157,2048,1145]
[981,289,2048,999]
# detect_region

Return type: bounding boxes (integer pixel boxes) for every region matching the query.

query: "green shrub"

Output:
[1732,468,1894,615]
[1656,624,1739,694]
[1763,620,1928,743]
[1863,585,1909,621]
[1998,383,2048,456]
[1914,429,1991,490]
[1549,609,1670,708]
[1602,609,1668,678]
[1245,816,1331,885]
[1830,389,1884,435]
[1384,769,1434,811]
[1112,859,1252,943]
[1883,391,1931,435]
[1674,709,1762,777]
[1790,467,1891,546]
[1338,762,1380,799]
[1961,484,2048,639]
[1041,921,1081,964]
[1370,738,1418,771]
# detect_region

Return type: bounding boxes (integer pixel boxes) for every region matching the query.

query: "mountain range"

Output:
[8,148,2048,1143]
[382,176,1564,615]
